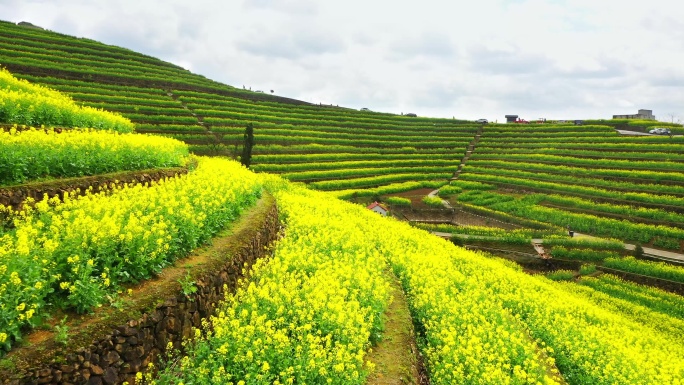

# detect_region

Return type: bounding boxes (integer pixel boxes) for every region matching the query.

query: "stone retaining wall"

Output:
[0,167,189,212]
[2,195,279,385]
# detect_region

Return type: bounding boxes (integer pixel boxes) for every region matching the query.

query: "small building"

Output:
[505,115,519,123]
[613,109,655,120]
[367,202,389,216]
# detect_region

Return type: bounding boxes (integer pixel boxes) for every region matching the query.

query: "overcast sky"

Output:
[2,0,683,122]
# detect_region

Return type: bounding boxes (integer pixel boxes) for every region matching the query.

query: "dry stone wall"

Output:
[2,195,279,385]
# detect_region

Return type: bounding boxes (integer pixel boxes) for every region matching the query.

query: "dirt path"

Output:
[452,125,484,180]
[365,272,428,385]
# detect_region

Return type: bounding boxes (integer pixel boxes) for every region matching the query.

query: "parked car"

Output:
[405,113,417,117]
[573,120,583,125]
[649,127,672,135]
[476,118,488,124]
[360,107,370,111]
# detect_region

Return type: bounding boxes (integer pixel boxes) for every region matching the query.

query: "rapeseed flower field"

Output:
[152,173,684,384]
[0,158,261,351]
[0,68,134,132]
[0,127,189,185]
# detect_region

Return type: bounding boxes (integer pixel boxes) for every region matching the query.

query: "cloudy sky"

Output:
[2,0,683,122]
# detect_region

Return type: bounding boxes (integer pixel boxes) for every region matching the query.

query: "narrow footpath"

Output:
[452,125,484,180]
[365,272,427,385]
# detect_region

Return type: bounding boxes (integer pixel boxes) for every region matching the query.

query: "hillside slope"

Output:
[0,20,477,192]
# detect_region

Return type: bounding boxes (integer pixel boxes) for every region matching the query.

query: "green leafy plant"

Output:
[579,264,597,275]
[54,316,69,346]
[178,273,197,298]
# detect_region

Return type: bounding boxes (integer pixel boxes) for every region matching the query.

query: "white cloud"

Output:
[1,0,683,121]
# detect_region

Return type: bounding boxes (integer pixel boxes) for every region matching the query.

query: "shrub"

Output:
[634,244,644,258]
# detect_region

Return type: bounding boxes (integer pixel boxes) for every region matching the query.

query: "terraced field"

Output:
[3,19,684,385]
[0,20,477,192]
[453,124,684,251]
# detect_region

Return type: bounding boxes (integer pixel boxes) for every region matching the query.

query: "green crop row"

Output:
[176,90,475,125]
[436,185,463,196]
[253,159,458,173]
[467,160,684,184]
[234,133,468,149]
[464,166,684,199]
[412,223,562,239]
[226,126,472,143]
[485,125,614,133]
[0,34,181,72]
[457,191,684,249]
[542,194,684,226]
[449,180,495,190]
[252,151,462,164]
[209,120,475,138]
[549,246,620,262]
[478,141,684,153]
[481,130,618,138]
[468,153,684,172]
[604,257,684,284]
[0,128,188,186]
[202,113,475,132]
[191,104,478,131]
[331,180,448,199]
[136,124,207,133]
[541,237,625,251]
[0,44,185,81]
[385,196,412,206]
[124,113,197,124]
[457,202,558,230]
[479,135,684,145]
[459,173,684,208]
[79,103,190,117]
[253,143,457,155]
[283,165,454,182]
[2,58,226,95]
[475,147,684,162]
[0,24,180,69]
[422,196,444,207]
[1,54,193,87]
[310,172,453,191]
[70,93,181,108]
[213,124,476,141]
[18,75,169,97]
